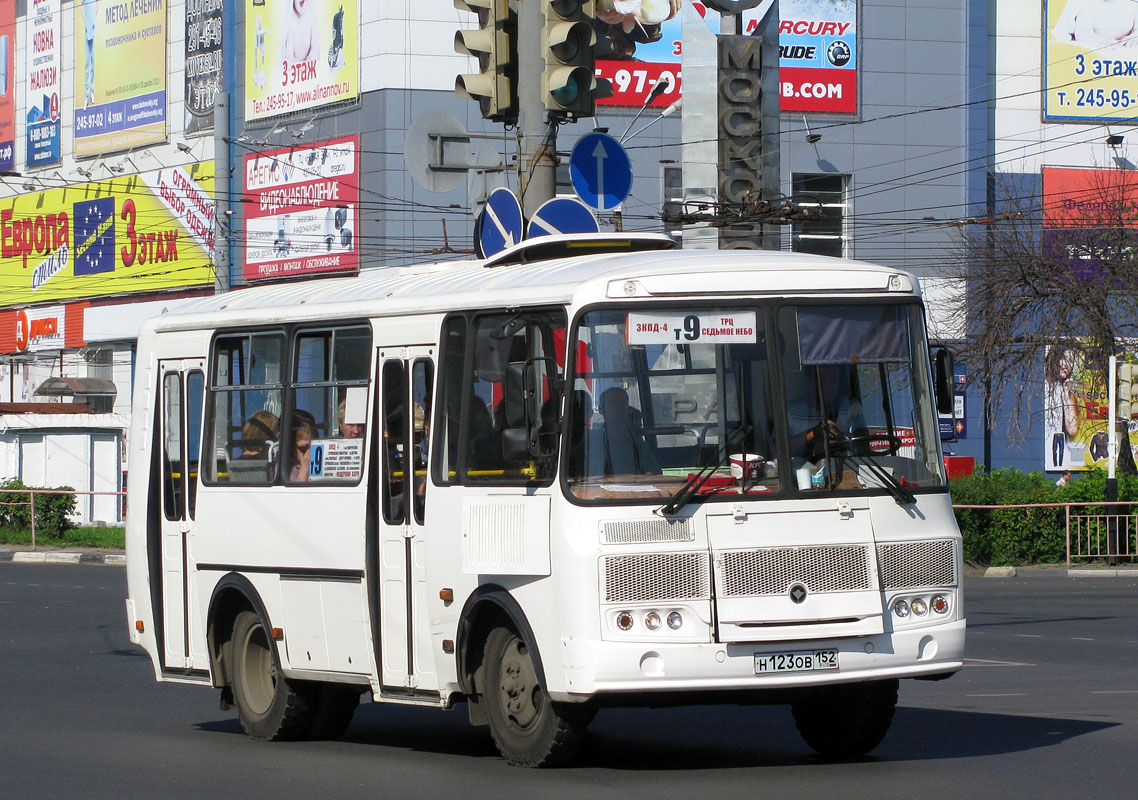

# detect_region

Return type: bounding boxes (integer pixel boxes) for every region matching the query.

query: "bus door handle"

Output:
[402,525,414,539]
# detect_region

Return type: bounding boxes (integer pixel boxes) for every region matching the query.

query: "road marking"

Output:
[965,658,1033,667]
[1016,634,1043,638]
[967,693,1029,697]
[1090,690,1138,695]
[1071,637,1095,641]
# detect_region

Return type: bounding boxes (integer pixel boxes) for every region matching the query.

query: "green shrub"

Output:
[949,467,1138,565]
[0,478,77,540]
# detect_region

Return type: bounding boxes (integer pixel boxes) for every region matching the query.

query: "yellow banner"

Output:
[1044,0,1138,122]
[73,0,168,156]
[245,0,358,120]
[0,163,215,306]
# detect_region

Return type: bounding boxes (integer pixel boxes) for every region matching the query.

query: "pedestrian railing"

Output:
[953,501,1138,567]
[0,488,126,550]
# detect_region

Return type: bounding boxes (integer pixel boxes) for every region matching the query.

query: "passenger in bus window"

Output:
[336,398,365,438]
[239,410,279,458]
[599,387,660,475]
[290,410,317,482]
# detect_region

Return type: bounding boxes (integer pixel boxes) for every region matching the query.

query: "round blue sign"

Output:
[476,187,524,257]
[527,197,599,239]
[570,132,633,212]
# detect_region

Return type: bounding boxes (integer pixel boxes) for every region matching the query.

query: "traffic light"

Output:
[541,0,609,117]
[454,0,517,123]
[1119,362,1136,421]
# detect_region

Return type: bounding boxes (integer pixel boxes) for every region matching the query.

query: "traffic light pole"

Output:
[516,1,556,217]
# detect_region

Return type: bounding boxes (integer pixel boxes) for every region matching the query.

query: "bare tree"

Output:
[949,164,1138,473]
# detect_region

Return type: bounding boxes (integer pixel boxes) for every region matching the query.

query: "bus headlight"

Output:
[931,594,950,614]
[667,611,683,630]
[644,612,662,631]
[892,599,910,618]
[616,611,634,631]
[911,598,929,616]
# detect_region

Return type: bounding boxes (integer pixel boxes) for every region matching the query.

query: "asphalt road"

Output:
[1,563,1135,799]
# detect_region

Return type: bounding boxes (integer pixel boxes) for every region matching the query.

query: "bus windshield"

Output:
[565,302,946,503]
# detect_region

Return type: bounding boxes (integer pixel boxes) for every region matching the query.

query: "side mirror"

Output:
[525,357,562,459]
[933,347,954,415]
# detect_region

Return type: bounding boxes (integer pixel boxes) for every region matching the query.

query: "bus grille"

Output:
[602,518,694,544]
[718,545,872,597]
[877,540,957,589]
[601,552,710,603]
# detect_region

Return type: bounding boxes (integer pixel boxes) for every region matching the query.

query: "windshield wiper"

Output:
[658,425,751,516]
[829,433,916,506]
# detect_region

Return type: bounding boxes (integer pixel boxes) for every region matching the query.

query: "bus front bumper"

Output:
[552,619,966,701]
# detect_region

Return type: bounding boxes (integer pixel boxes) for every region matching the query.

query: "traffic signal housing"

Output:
[541,0,609,117]
[455,0,518,123]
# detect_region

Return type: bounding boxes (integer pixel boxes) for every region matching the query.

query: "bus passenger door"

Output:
[376,347,437,693]
[157,359,206,672]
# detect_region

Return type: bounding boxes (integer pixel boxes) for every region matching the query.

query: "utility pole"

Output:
[516,2,555,216]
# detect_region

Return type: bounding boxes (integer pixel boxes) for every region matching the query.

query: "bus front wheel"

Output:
[483,626,592,767]
[791,679,898,757]
[230,610,314,741]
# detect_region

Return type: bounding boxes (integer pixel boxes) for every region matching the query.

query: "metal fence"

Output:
[0,488,127,550]
[953,501,1138,567]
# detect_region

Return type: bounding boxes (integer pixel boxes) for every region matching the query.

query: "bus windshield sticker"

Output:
[307,438,364,481]
[626,310,757,345]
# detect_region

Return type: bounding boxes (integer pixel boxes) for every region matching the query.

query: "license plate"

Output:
[754,649,838,674]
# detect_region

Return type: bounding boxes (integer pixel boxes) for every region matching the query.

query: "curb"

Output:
[1,551,125,566]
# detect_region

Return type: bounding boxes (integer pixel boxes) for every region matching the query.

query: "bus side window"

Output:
[411,359,434,524]
[434,316,467,484]
[382,360,408,523]
[162,373,184,520]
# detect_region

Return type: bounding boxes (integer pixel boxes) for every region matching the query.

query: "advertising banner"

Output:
[25,0,61,168]
[0,3,14,172]
[14,304,66,352]
[0,164,215,306]
[598,0,857,114]
[1042,167,1138,278]
[1044,0,1138,122]
[244,0,358,121]
[1043,345,1138,471]
[74,0,168,157]
[243,135,358,282]
[186,0,224,134]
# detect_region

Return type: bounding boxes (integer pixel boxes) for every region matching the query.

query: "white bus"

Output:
[125,235,965,767]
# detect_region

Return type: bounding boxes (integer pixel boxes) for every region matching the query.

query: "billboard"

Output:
[25,0,61,168]
[597,0,857,114]
[0,164,215,306]
[74,0,168,157]
[0,3,14,172]
[1044,0,1138,122]
[185,0,224,134]
[1042,166,1138,278]
[244,0,358,121]
[243,135,358,281]
[1043,345,1138,471]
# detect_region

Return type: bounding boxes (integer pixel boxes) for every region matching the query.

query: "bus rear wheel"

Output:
[483,626,591,767]
[230,610,314,741]
[791,679,898,757]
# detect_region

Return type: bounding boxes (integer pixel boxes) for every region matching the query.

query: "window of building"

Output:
[792,173,847,258]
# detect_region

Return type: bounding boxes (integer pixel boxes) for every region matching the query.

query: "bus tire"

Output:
[791,679,898,757]
[230,610,314,741]
[483,626,591,767]
[305,683,360,740]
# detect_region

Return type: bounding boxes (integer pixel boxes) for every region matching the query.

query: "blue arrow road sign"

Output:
[526,197,600,239]
[570,132,632,212]
[477,187,524,257]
